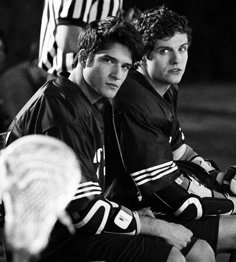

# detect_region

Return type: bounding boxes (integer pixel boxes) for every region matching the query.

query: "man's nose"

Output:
[171,51,181,64]
[110,64,122,80]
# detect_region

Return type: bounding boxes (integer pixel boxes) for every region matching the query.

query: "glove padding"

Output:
[176,160,222,192]
[222,166,236,195]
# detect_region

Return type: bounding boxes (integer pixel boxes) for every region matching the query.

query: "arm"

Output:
[139,214,193,250]
[69,184,192,250]
[113,107,235,219]
[55,0,123,53]
[173,144,236,193]
[68,191,141,235]
[55,25,85,53]
[153,176,234,219]
[136,207,193,249]
[173,143,216,173]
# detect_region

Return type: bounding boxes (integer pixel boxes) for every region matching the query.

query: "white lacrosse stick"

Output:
[0,135,81,262]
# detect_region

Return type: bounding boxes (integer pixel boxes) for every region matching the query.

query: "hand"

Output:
[139,215,193,250]
[191,156,216,173]
[156,220,193,250]
[136,207,155,218]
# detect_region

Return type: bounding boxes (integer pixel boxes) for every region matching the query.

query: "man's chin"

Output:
[168,77,182,85]
[103,90,119,99]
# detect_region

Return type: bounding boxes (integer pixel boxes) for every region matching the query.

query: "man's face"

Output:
[83,43,133,99]
[146,32,189,85]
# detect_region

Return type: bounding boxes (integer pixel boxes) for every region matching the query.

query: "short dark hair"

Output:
[133,6,192,56]
[77,16,144,64]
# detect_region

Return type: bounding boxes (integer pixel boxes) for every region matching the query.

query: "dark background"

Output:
[1,0,236,172]
[0,0,44,70]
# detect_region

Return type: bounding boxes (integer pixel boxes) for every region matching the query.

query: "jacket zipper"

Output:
[111,104,142,202]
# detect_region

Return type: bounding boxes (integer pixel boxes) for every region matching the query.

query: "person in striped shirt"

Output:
[38,0,123,78]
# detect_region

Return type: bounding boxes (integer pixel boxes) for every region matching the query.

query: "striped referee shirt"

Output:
[38,0,123,76]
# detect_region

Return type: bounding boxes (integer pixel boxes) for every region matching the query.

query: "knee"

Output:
[186,239,215,262]
[167,247,185,262]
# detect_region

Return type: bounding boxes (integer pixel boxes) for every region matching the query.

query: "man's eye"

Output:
[179,46,188,52]
[104,58,113,63]
[159,49,169,55]
[123,65,132,71]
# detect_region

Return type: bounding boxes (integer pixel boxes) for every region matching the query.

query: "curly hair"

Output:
[133,6,192,56]
[77,16,144,64]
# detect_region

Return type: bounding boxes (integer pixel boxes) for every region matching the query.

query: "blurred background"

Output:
[0,0,236,170]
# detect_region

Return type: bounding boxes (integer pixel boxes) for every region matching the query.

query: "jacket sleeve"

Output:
[43,117,141,235]
[152,171,234,220]
[67,180,140,235]
[114,109,180,192]
[114,110,234,220]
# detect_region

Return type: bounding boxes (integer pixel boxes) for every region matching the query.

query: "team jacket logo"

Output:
[93,146,105,179]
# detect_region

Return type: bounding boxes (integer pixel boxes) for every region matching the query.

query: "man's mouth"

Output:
[106,83,119,89]
[169,68,182,74]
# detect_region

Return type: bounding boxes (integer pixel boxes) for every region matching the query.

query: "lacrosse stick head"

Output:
[0,135,81,258]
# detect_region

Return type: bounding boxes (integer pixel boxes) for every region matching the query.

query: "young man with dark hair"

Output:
[106,6,236,261]
[3,16,215,262]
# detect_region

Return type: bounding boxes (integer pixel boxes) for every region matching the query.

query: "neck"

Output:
[69,65,101,104]
[137,67,170,97]
[68,64,83,86]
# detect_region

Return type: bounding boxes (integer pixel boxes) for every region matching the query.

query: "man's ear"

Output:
[78,49,88,67]
[140,56,147,67]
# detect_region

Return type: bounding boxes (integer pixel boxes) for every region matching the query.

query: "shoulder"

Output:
[13,79,68,117]
[116,71,150,102]
[44,77,80,101]
[114,71,162,114]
